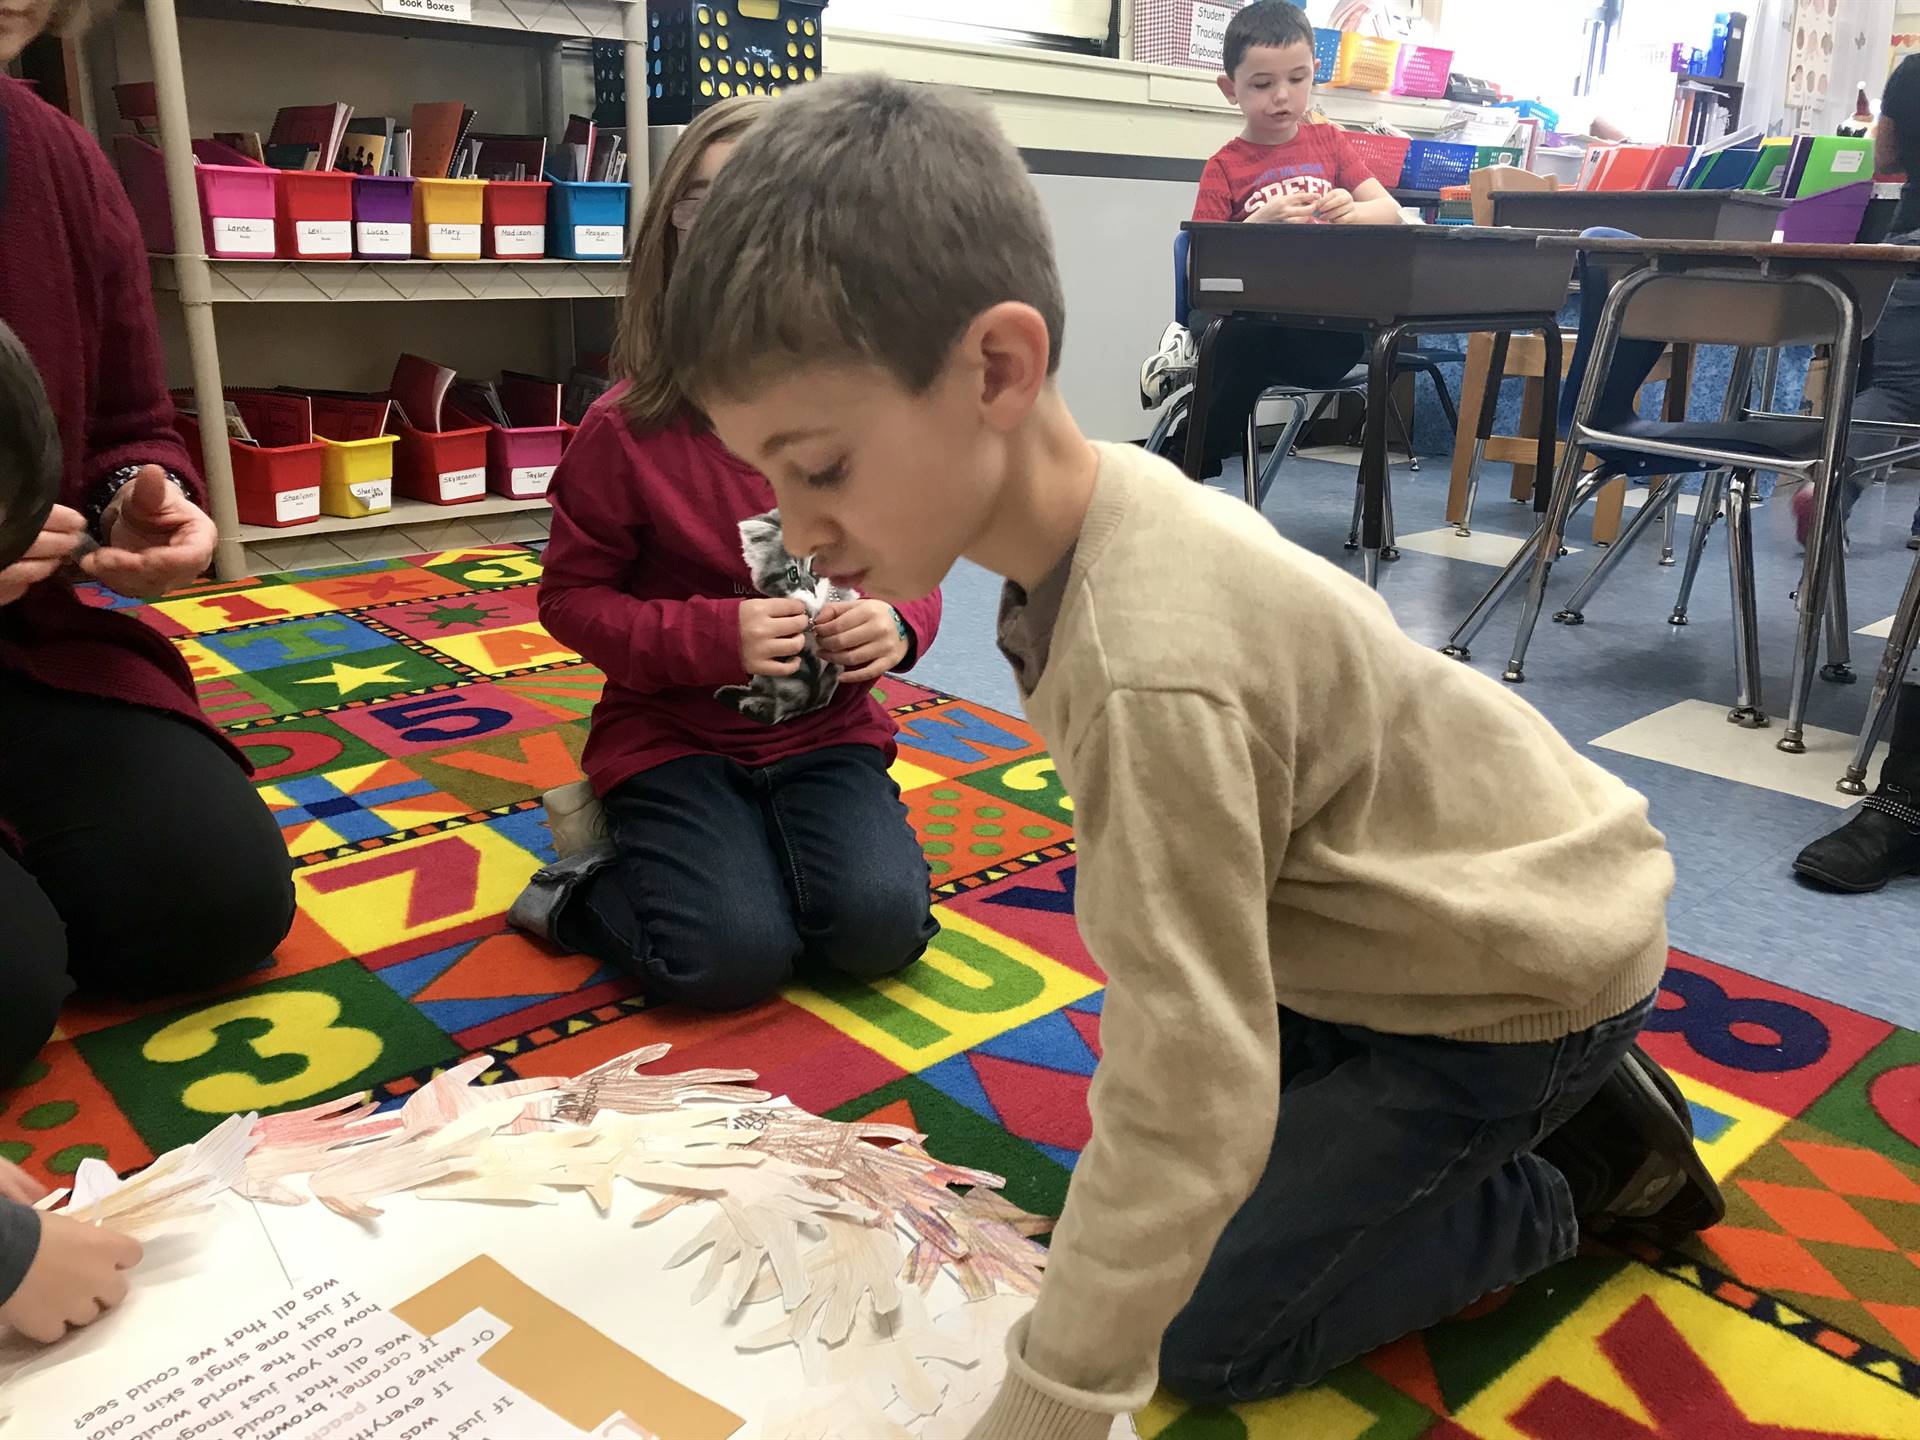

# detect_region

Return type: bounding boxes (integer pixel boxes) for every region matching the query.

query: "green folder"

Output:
[1742,137,1795,194]
[1791,136,1874,197]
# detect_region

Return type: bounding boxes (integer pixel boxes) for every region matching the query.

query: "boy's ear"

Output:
[1216,73,1237,104]
[967,301,1051,433]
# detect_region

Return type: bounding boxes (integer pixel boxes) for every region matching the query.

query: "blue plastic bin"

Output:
[546,177,629,260]
[1312,28,1341,84]
[1403,140,1476,190]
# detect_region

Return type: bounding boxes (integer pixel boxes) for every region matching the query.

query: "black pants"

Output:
[558,745,936,1010]
[1173,314,1367,476]
[0,672,296,1082]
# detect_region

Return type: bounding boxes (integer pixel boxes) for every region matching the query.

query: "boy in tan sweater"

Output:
[664,74,1722,1440]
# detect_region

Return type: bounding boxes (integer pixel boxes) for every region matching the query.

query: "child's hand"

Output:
[0,1158,47,1206]
[0,1212,143,1344]
[814,600,908,685]
[1248,192,1318,225]
[0,505,89,607]
[1314,188,1357,224]
[739,597,811,677]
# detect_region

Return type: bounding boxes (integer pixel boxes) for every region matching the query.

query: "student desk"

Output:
[1487,189,1789,241]
[1179,223,1578,587]
[1523,234,1920,753]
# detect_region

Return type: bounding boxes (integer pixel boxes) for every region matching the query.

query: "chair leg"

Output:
[1243,410,1262,509]
[1443,469,1613,662]
[1840,551,1920,794]
[1592,475,1628,546]
[1504,465,1619,683]
[1554,472,1684,626]
[1821,539,1855,684]
[1447,334,1494,529]
[1388,392,1419,472]
[1668,471,1727,627]
[1422,358,1460,434]
[1724,469,1767,728]
[1250,397,1309,511]
[1659,488,1678,566]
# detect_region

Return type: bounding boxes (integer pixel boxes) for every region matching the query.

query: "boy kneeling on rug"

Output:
[660,74,1724,1438]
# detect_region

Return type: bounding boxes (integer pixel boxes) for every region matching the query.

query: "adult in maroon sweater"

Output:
[0,62,294,1084]
[516,99,941,1009]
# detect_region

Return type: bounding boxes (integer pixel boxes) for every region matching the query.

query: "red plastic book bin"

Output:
[447,404,564,499]
[392,416,490,504]
[1343,131,1411,188]
[275,171,355,260]
[352,176,415,258]
[175,411,322,528]
[115,136,277,257]
[483,180,552,259]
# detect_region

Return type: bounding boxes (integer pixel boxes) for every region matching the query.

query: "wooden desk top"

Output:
[1539,235,1920,264]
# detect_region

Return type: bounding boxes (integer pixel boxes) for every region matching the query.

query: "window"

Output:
[823,0,1113,54]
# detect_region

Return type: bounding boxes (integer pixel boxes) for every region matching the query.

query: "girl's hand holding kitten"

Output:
[739,597,811,677]
[815,599,908,685]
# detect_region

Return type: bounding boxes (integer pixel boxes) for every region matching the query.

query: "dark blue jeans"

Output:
[1159,993,1655,1404]
[559,745,935,1009]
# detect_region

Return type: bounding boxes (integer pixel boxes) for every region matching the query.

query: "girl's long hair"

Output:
[613,96,768,431]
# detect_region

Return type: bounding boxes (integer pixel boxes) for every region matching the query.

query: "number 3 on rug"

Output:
[141,992,383,1114]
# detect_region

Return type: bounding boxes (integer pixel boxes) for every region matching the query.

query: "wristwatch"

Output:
[87,464,192,540]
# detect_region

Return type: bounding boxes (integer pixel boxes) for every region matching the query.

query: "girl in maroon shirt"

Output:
[510,99,941,1009]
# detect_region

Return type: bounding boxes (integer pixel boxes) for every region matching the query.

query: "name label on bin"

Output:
[428,223,482,255]
[212,217,275,256]
[440,467,486,501]
[510,464,554,495]
[493,225,545,257]
[349,479,393,512]
[381,0,471,20]
[356,221,412,257]
[276,487,321,525]
[573,224,623,257]
[296,220,351,256]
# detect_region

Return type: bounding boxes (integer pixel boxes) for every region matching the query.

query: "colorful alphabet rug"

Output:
[3,545,1918,1437]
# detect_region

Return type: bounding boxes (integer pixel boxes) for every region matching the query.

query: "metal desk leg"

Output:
[1782,278,1864,754]
[1454,330,1511,538]
[1725,469,1767,728]
[1532,323,1563,515]
[1668,471,1726,626]
[1659,491,1678,566]
[1554,472,1684,625]
[1360,324,1404,587]
[1840,555,1920,794]
[1821,538,1855,684]
[1182,316,1228,482]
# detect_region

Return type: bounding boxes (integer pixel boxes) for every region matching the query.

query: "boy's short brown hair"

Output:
[1223,0,1316,79]
[663,73,1065,405]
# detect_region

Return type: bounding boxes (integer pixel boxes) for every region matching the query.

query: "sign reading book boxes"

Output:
[172,359,572,529]
[114,132,628,262]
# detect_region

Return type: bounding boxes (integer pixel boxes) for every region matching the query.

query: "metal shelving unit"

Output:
[137,0,650,577]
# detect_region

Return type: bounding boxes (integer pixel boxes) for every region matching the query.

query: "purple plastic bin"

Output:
[113,135,275,257]
[352,176,416,259]
[1777,182,1873,245]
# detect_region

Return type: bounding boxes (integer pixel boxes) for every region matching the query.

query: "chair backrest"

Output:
[1173,229,1191,327]
[1557,226,1668,436]
[1469,165,1557,227]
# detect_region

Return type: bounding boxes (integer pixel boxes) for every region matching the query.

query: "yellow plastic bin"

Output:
[413,178,487,260]
[318,434,398,518]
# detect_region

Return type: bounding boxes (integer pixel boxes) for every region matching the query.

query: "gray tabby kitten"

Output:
[714,510,860,725]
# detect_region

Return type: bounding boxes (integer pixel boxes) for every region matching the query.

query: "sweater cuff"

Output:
[966,1371,1114,1440]
[0,1197,43,1307]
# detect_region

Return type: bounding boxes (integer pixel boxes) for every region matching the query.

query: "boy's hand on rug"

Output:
[0,1212,142,1344]
[1248,192,1317,225]
[740,597,811,677]
[81,467,216,599]
[0,1158,48,1206]
[1314,188,1357,224]
[814,600,907,684]
[0,505,88,606]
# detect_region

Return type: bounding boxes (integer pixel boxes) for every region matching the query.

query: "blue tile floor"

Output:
[908,451,1920,1030]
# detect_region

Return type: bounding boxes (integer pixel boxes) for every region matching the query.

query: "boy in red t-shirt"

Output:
[1142,2,1406,477]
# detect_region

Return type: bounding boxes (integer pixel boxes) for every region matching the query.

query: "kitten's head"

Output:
[739,510,810,599]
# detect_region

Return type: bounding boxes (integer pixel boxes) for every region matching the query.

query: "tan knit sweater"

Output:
[967,442,1673,1439]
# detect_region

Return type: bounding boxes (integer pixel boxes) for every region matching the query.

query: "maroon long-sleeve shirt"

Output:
[0,79,224,756]
[540,394,941,795]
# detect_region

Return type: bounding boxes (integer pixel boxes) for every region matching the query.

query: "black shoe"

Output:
[1537,1046,1724,1242]
[507,841,616,943]
[1793,784,1920,894]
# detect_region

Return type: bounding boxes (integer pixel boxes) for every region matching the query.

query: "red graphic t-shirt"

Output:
[1193,127,1381,222]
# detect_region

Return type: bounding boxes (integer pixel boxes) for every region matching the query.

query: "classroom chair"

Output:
[1447,168,1690,548]
[1445,230,1920,736]
[1842,545,1920,794]
[1149,231,1458,526]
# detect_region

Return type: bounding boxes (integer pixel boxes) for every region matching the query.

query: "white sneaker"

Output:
[1139,322,1198,409]
[543,779,609,859]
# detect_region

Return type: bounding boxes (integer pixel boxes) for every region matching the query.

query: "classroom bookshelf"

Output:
[118,0,651,578]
